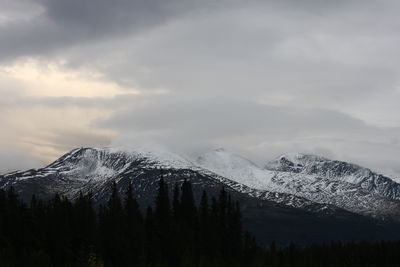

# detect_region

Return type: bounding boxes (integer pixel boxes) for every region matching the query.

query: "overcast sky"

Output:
[1,0,400,177]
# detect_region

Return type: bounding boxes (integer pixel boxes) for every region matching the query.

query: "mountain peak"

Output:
[53,146,195,171]
[2,146,400,220]
[265,152,377,184]
[265,153,329,173]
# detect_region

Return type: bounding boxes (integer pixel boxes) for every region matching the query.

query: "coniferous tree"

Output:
[102,182,125,266]
[144,206,156,265]
[155,176,171,225]
[108,182,123,217]
[180,179,196,225]
[199,190,211,261]
[124,183,142,224]
[123,183,143,265]
[173,183,181,219]
[218,187,229,259]
[154,175,172,265]
[5,181,400,267]
[199,190,209,233]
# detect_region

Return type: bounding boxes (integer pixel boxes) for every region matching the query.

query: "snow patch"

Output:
[197,149,276,191]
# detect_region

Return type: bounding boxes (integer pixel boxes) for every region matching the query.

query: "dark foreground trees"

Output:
[0,178,253,267]
[1,179,400,267]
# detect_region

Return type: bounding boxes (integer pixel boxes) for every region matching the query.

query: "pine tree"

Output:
[124,183,142,224]
[199,190,209,224]
[0,183,265,267]
[199,190,211,261]
[102,181,125,266]
[155,175,171,225]
[180,179,196,225]
[173,183,181,219]
[229,201,243,260]
[219,187,228,228]
[218,187,229,259]
[145,206,156,265]
[124,183,144,265]
[108,182,123,217]
[9,181,400,267]
[154,174,172,265]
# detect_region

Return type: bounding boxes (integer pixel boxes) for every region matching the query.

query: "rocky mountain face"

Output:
[198,150,400,220]
[264,153,400,219]
[1,147,400,244]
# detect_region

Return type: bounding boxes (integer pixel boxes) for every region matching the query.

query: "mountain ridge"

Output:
[3,146,400,244]
[2,146,400,220]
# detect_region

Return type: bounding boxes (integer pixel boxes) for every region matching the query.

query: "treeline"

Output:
[0,178,259,267]
[2,179,400,267]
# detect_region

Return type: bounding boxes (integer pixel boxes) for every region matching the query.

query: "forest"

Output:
[1,178,400,267]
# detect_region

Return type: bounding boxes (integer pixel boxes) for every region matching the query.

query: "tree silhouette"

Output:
[1,181,398,267]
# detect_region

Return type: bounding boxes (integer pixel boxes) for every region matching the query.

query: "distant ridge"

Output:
[2,146,400,243]
[2,147,400,220]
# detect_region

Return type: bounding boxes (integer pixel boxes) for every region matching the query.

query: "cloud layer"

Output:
[1,0,400,178]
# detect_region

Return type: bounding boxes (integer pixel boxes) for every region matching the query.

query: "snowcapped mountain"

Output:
[0,147,325,212]
[265,153,400,219]
[197,150,400,219]
[1,146,400,221]
[2,146,400,243]
[0,147,202,203]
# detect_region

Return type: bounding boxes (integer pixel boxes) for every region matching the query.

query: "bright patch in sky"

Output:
[0,59,139,98]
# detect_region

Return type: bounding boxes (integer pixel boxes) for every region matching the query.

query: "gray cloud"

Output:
[40,0,181,29]
[0,151,43,174]
[97,96,400,178]
[0,0,214,61]
[1,0,400,178]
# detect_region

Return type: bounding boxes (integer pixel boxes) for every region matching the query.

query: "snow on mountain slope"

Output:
[0,147,202,201]
[266,153,373,184]
[197,148,276,190]
[197,150,400,219]
[52,146,194,170]
[266,153,400,199]
[2,146,192,182]
[0,147,345,215]
[2,146,400,220]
